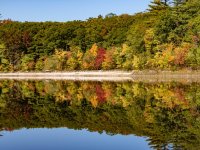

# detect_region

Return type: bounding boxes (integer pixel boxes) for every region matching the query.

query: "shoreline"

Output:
[0,70,199,82]
[0,70,200,76]
[0,71,133,77]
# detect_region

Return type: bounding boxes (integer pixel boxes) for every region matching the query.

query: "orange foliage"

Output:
[95,85,106,103]
[173,43,192,65]
[102,48,115,70]
[82,44,98,69]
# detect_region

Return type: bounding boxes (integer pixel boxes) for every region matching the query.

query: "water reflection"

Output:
[0,128,150,150]
[0,80,200,149]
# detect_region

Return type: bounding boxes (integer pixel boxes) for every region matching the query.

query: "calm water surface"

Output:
[0,128,150,150]
[0,80,200,149]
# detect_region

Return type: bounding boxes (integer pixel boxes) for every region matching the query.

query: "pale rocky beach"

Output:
[0,70,199,82]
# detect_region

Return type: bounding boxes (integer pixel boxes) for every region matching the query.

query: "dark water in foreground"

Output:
[0,80,200,149]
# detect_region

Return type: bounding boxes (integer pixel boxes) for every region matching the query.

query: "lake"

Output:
[0,80,200,150]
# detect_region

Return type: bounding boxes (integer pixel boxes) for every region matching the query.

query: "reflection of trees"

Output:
[0,80,200,149]
[0,128,3,136]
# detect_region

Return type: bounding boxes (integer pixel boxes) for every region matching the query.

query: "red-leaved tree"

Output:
[95,84,106,103]
[95,48,106,69]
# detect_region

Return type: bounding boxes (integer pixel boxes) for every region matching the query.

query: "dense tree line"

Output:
[0,0,200,71]
[1,80,200,149]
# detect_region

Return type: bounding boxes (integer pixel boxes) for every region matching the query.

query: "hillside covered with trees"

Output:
[0,0,200,71]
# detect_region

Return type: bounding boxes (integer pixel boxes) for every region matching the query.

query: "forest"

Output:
[0,0,200,71]
[1,80,200,149]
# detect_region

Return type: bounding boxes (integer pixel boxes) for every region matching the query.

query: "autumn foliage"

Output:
[1,0,200,71]
[95,84,106,103]
[95,48,106,69]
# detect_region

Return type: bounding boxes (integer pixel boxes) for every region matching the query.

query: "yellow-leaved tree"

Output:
[82,43,98,70]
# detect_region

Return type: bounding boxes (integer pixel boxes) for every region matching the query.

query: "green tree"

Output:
[148,0,170,12]
[21,54,35,71]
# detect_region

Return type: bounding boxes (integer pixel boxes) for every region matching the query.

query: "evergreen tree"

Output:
[148,0,170,12]
[173,0,186,6]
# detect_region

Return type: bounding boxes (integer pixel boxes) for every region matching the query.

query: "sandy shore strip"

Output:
[0,76,133,82]
[0,70,200,82]
[0,71,133,81]
[0,71,133,77]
